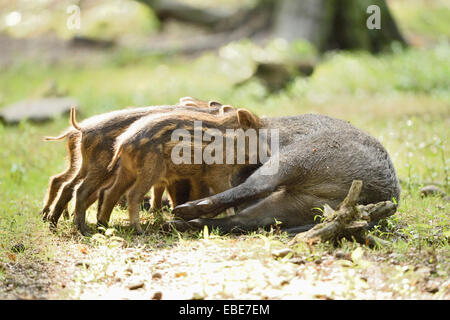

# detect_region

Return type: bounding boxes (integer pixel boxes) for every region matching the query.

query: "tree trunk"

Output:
[273,0,406,52]
[135,0,406,53]
[272,0,334,50]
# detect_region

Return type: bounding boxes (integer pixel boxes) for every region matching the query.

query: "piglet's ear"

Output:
[208,100,222,107]
[237,108,261,128]
[219,104,235,115]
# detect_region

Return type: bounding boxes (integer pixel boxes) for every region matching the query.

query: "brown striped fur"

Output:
[97,107,263,233]
[44,97,225,234]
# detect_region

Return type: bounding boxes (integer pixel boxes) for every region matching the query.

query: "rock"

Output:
[287,257,305,265]
[272,248,294,258]
[420,185,446,198]
[334,250,346,259]
[425,281,440,294]
[0,97,78,124]
[152,272,162,280]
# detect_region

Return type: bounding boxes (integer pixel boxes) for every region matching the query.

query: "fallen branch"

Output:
[288,180,397,247]
[140,6,272,55]
[136,0,234,29]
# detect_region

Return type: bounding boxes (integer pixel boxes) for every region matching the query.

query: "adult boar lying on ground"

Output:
[169,113,401,233]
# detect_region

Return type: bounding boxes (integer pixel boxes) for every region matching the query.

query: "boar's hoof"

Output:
[48,221,58,233]
[172,199,213,220]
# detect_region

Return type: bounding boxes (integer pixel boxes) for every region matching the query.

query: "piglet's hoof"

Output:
[41,211,49,222]
[75,221,91,237]
[172,198,213,220]
[79,226,91,237]
[97,221,108,233]
[48,215,59,228]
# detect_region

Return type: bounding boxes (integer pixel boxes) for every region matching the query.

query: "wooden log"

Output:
[136,0,236,29]
[288,180,397,246]
[357,201,397,222]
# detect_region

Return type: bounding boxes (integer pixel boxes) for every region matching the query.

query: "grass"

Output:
[0,26,449,298]
[389,0,450,43]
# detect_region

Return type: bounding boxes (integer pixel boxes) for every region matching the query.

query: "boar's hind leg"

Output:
[47,169,85,226]
[72,169,113,235]
[97,167,135,229]
[125,176,157,235]
[41,169,75,218]
[41,134,80,217]
[169,188,313,233]
[151,185,165,210]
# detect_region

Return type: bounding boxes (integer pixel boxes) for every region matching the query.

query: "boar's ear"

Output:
[219,104,235,115]
[237,108,261,128]
[208,100,222,107]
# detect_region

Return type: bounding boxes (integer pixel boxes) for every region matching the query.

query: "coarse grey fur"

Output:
[170,113,401,233]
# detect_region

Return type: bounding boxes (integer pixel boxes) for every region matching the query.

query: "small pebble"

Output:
[152,272,162,280]
[425,281,440,294]
[334,250,346,259]
[75,261,90,268]
[152,291,163,300]
[125,267,133,275]
[127,281,145,290]
[287,257,305,265]
[272,248,293,258]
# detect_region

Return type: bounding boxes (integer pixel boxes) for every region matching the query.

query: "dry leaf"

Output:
[175,271,187,278]
[7,252,16,262]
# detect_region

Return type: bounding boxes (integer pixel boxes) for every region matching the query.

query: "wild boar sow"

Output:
[169,113,401,233]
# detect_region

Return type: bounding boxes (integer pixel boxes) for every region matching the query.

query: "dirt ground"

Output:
[1,229,448,300]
